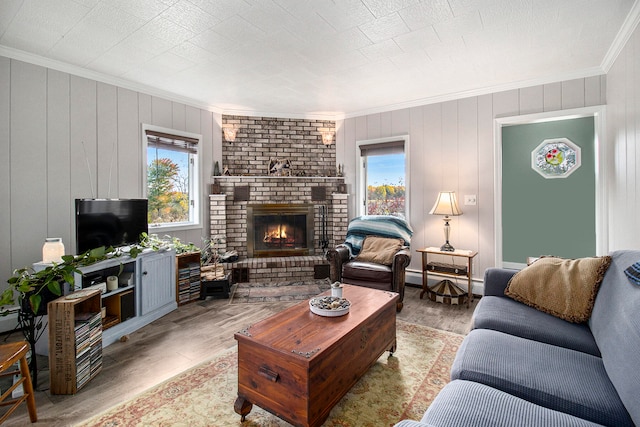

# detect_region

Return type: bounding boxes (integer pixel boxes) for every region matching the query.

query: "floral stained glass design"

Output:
[531,138,581,179]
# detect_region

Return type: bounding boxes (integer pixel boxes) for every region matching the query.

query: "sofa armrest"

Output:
[483,268,518,296]
[326,245,350,282]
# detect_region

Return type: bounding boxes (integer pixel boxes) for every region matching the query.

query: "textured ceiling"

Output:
[0,0,636,117]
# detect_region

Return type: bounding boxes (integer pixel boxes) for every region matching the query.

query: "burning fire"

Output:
[264,225,287,241]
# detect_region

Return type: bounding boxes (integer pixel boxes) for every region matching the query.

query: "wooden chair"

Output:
[0,341,37,423]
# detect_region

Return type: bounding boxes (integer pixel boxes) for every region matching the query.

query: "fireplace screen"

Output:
[247,204,315,257]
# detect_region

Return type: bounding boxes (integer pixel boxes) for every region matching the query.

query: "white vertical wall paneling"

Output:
[46,69,71,248]
[561,79,586,110]
[353,116,368,217]
[543,82,562,112]
[408,106,425,265]
[341,118,355,216]
[199,110,214,242]
[11,61,48,268]
[457,97,479,255]
[422,103,443,253]
[519,86,544,116]
[172,103,186,131]
[138,94,152,200]
[584,76,602,107]
[441,101,460,248]
[117,88,141,198]
[70,76,97,201]
[366,113,381,140]
[477,94,495,278]
[97,83,118,199]
[151,97,172,128]
[607,47,624,249]
[0,57,11,275]
[621,29,637,249]
[391,109,410,136]
[380,111,392,137]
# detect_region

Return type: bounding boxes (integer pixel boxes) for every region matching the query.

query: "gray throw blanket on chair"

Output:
[344,215,413,258]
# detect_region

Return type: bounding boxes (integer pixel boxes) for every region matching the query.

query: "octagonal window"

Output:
[531,138,581,179]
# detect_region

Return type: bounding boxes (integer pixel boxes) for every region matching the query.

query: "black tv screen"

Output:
[75,199,148,254]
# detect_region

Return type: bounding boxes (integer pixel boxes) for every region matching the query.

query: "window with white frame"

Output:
[356,136,409,219]
[143,126,201,230]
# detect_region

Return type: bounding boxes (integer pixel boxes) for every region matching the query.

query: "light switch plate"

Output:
[464,195,477,205]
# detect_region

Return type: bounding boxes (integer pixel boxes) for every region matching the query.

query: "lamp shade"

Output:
[429,191,463,216]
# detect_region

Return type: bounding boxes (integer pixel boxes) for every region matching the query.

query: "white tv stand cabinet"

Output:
[35,249,177,353]
[74,249,177,347]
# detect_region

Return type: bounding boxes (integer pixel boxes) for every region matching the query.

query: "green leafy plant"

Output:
[1,245,148,316]
[1,256,79,316]
[140,232,199,254]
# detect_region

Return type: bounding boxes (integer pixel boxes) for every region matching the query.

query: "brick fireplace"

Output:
[211,115,347,283]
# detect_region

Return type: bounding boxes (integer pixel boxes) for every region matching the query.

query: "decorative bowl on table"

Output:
[309,296,351,317]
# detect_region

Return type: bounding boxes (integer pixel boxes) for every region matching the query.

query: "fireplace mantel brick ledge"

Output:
[209,177,348,284]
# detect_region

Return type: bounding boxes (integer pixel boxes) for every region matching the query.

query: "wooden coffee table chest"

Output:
[234,284,398,427]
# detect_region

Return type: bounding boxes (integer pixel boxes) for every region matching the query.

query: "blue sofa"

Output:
[395,250,640,427]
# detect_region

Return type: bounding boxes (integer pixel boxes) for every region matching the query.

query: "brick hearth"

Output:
[210,178,348,284]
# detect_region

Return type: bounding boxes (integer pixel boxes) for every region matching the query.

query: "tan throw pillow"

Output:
[356,236,404,266]
[505,256,612,323]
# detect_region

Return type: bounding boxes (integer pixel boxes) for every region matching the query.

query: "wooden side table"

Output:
[417,247,478,308]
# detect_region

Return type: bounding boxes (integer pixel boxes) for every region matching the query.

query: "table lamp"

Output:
[429,191,463,252]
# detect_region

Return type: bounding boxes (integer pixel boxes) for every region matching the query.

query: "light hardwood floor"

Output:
[1,285,477,426]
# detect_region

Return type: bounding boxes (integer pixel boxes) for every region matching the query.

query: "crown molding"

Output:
[601,0,640,72]
[0,45,224,115]
[0,45,608,122]
[342,66,605,119]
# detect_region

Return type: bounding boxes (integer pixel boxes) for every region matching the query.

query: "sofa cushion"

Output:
[419,380,605,427]
[589,250,640,426]
[505,256,611,323]
[356,236,404,265]
[473,296,600,356]
[451,329,633,427]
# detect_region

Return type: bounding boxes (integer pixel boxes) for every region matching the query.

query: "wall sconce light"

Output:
[429,191,463,252]
[321,131,334,145]
[223,125,238,142]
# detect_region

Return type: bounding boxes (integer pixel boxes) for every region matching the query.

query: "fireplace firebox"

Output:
[247,204,315,258]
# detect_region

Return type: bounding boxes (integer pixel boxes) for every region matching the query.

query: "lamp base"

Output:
[440,241,455,252]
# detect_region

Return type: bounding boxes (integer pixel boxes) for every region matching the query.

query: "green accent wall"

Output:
[502,117,596,263]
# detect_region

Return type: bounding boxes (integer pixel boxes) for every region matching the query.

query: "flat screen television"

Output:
[75,199,148,254]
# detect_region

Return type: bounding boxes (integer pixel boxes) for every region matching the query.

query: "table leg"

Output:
[419,253,428,299]
[234,396,253,422]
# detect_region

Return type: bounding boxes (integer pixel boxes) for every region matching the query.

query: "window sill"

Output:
[148,223,203,233]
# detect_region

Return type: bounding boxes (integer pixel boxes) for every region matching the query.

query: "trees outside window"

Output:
[357,137,408,219]
[144,126,200,229]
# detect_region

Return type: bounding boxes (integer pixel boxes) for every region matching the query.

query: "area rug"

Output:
[229,278,332,304]
[77,321,464,427]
